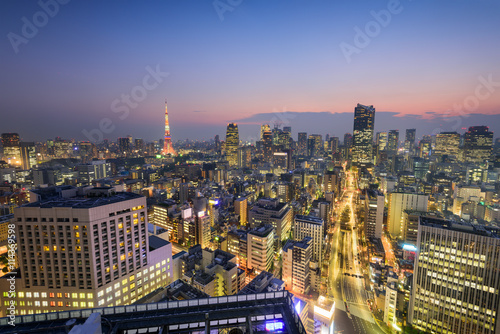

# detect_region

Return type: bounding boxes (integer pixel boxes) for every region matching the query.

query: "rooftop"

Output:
[294,214,324,225]
[420,216,500,239]
[23,192,143,209]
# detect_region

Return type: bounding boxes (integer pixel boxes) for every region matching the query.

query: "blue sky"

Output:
[1,0,499,142]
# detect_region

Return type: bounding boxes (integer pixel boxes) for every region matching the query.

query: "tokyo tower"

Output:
[161,99,176,156]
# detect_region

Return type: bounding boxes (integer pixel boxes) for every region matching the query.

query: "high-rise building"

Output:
[247,225,275,275]
[294,215,324,265]
[249,198,292,242]
[20,142,37,170]
[418,136,432,158]
[387,190,428,237]
[262,129,273,162]
[282,237,312,295]
[352,103,375,165]
[387,130,399,155]
[118,137,131,155]
[1,133,21,165]
[434,131,460,158]
[464,126,494,163]
[227,229,248,271]
[237,146,252,168]
[404,128,416,153]
[76,160,111,185]
[409,216,500,334]
[161,100,176,156]
[376,132,388,152]
[308,134,322,157]
[329,136,339,154]
[225,123,239,167]
[298,132,307,156]
[260,124,271,141]
[234,197,248,226]
[364,189,384,239]
[343,133,353,159]
[0,187,173,316]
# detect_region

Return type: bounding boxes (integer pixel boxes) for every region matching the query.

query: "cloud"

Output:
[192,110,207,113]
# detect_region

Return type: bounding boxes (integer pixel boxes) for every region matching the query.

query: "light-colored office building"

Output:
[282,237,312,295]
[0,187,173,317]
[294,215,324,265]
[409,216,500,334]
[247,225,274,275]
[387,191,428,238]
[364,189,384,239]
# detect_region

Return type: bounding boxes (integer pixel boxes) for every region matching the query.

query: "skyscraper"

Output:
[387,190,428,237]
[262,129,273,162]
[225,123,239,167]
[376,132,388,152]
[1,133,21,164]
[434,131,460,158]
[404,128,416,153]
[282,237,312,295]
[387,130,399,155]
[118,137,131,155]
[298,132,307,156]
[409,216,500,334]
[352,103,375,165]
[162,100,176,156]
[20,142,37,170]
[294,215,324,265]
[0,187,173,316]
[464,126,493,163]
[260,124,271,141]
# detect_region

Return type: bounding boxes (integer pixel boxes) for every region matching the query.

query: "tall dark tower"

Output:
[353,103,375,165]
[225,123,239,166]
[162,99,176,156]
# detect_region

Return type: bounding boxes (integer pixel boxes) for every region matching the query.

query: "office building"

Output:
[1,133,21,165]
[76,160,111,185]
[405,128,416,154]
[237,146,252,168]
[247,225,274,275]
[387,130,399,155]
[409,217,500,334]
[227,229,248,271]
[0,187,173,316]
[387,190,428,238]
[20,142,37,170]
[376,131,388,152]
[262,129,273,163]
[434,132,460,158]
[282,237,312,295]
[248,198,292,242]
[464,126,494,163]
[298,132,308,156]
[352,103,375,165]
[234,197,248,226]
[364,189,384,239]
[260,124,271,141]
[225,123,239,167]
[294,215,324,265]
[118,137,131,155]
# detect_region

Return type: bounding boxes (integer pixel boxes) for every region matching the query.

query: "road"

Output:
[330,169,386,334]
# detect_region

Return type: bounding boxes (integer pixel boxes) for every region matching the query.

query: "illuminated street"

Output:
[330,169,386,334]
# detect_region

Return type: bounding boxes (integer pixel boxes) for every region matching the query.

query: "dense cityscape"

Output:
[0,101,499,333]
[2,1,500,333]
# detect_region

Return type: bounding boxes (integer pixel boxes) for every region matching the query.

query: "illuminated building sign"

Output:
[266,321,284,331]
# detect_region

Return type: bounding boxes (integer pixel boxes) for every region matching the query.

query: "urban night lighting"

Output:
[1,1,500,334]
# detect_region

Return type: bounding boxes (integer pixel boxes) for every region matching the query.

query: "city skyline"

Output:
[1,0,500,141]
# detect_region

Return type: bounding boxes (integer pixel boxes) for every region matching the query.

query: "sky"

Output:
[1,0,500,143]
